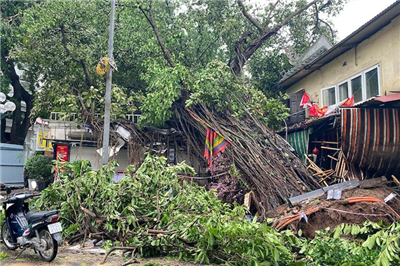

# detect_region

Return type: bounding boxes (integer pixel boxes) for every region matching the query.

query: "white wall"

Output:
[69,146,130,172]
[286,15,400,104]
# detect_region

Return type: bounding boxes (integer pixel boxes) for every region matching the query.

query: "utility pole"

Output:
[102,0,116,165]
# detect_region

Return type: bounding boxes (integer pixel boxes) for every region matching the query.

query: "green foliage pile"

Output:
[24,154,53,181]
[0,251,7,261]
[0,210,4,225]
[299,221,400,266]
[34,154,299,265]
[33,155,400,265]
[0,210,7,261]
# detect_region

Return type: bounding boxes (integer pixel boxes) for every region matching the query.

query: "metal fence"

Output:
[0,143,24,186]
[50,112,141,124]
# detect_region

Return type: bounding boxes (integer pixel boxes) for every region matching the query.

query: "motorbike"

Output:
[1,183,63,262]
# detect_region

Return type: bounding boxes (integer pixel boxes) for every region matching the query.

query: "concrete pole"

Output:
[101,0,116,165]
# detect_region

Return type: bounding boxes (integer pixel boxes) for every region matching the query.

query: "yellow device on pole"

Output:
[96,57,110,75]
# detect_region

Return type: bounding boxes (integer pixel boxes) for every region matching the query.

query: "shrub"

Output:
[33,154,296,265]
[25,154,53,181]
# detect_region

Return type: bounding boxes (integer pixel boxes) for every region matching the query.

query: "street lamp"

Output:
[0,92,16,114]
[0,92,17,114]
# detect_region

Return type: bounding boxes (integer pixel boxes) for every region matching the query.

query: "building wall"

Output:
[286,15,400,105]
[176,148,205,174]
[69,146,130,172]
[69,146,204,174]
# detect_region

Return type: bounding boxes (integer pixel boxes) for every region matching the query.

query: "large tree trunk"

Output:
[6,59,33,145]
[230,0,319,76]
[0,118,6,143]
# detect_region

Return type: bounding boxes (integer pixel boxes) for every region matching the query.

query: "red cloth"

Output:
[342,95,354,107]
[309,103,328,117]
[300,93,312,108]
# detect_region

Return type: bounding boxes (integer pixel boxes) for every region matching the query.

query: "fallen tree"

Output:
[77,62,321,217]
[173,102,320,217]
[33,155,400,266]
[13,0,344,216]
[34,155,299,265]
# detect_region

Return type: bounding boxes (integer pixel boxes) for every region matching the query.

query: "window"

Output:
[338,82,348,101]
[322,87,336,106]
[351,76,363,103]
[320,65,380,106]
[366,68,379,98]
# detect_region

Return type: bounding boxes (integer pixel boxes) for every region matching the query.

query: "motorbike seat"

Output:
[26,210,57,223]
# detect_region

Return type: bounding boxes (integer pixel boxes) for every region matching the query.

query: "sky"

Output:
[332,0,397,41]
[249,0,397,42]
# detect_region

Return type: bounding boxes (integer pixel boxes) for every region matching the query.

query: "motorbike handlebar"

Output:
[1,193,42,204]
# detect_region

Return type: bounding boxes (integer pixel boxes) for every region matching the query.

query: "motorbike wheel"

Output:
[38,229,58,262]
[1,222,17,250]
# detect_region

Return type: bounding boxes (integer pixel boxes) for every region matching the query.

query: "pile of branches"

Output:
[79,100,320,219]
[77,84,320,218]
[174,103,320,218]
[34,155,298,265]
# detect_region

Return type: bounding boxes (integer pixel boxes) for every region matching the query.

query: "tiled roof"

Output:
[280,48,328,84]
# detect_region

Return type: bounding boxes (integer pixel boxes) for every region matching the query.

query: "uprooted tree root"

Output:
[269,186,400,238]
[80,94,322,219]
[173,104,321,217]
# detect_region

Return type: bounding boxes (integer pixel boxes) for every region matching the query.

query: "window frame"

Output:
[321,86,337,106]
[320,64,381,106]
[338,81,349,102]
[364,65,381,99]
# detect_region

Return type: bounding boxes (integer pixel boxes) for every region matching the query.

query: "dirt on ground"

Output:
[268,179,400,238]
[0,244,206,266]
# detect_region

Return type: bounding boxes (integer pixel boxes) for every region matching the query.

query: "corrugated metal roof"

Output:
[281,112,338,134]
[375,93,400,102]
[351,93,400,107]
[281,93,400,135]
[352,97,376,107]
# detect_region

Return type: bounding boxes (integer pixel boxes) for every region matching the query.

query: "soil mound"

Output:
[268,180,400,238]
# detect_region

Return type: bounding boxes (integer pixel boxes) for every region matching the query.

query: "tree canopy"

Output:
[1,0,346,143]
[1,1,34,144]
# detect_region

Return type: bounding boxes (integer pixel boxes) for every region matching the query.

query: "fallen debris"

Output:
[34,155,298,265]
[175,105,321,218]
[305,150,349,186]
[268,179,400,238]
[289,179,359,204]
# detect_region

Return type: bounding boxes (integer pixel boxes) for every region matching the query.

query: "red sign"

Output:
[56,144,69,161]
[54,144,70,180]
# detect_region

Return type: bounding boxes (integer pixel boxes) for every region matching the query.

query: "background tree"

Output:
[247,0,342,96]
[1,1,34,144]
[130,0,346,126]
[6,0,346,129]
[3,0,347,213]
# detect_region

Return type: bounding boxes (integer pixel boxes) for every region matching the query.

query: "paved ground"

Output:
[1,243,204,266]
[1,245,126,266]
[1,188,207,265]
